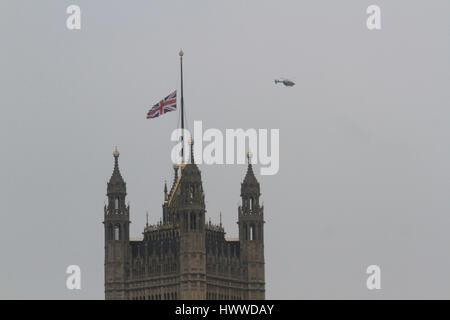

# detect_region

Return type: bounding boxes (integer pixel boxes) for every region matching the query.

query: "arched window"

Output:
[190,212,196,230]
[115,197,119,210]
[250,224,255,241]
[249,197,254,211]
[189,185,194,200]
[114,224,121,240]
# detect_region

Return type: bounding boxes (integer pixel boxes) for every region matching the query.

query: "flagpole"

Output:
[179,49,185,163]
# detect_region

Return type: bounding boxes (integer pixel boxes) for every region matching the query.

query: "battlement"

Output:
[144,221,179,233]
[205,221,224,233]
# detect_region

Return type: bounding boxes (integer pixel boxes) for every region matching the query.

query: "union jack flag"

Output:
[146,91,177,119]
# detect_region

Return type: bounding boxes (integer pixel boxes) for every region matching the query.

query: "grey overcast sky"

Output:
[0,0,449,299]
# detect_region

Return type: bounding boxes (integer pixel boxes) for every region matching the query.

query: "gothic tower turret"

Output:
[168,139,207,299]
[238,152,265,299]
[104,147,130,300]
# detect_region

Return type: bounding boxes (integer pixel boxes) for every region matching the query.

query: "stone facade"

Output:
[103,146,265,300]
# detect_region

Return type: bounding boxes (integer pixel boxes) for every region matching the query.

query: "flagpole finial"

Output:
[179,49,184,57]
[113,146,120,158]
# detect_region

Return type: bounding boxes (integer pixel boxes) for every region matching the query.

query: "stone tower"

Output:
[171,141,207,299]
[103,147,130,300]
[103,147,266,300]
[238,152,265,299]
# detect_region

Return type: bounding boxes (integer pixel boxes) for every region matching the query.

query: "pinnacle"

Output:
[107,149,126,194]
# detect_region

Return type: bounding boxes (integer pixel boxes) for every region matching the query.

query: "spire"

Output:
[107,147,126,194]
[179,137,201,177]
[169,164,179,198]
[243,151,258,186]
[164,180,168,201]
[146,211,149,227]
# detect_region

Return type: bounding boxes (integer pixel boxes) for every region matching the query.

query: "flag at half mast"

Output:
[146,90,177,119]
[146,49,187,162]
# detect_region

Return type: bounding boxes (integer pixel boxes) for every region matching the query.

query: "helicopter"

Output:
[274,78,295,87]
